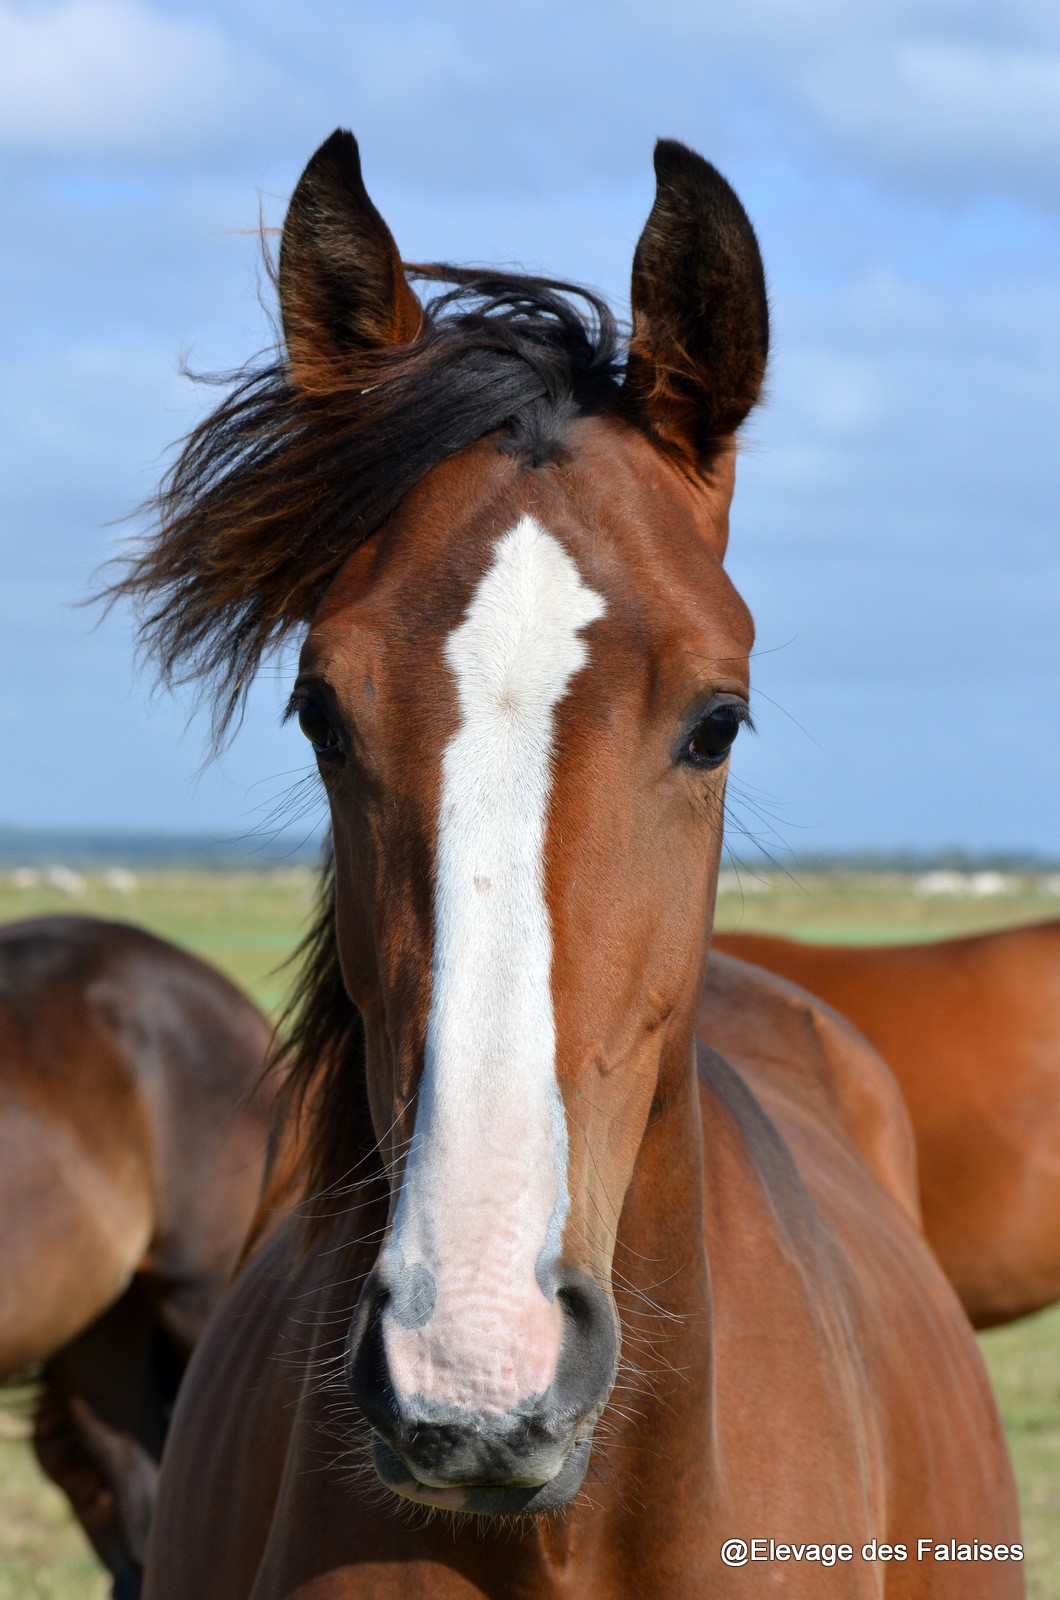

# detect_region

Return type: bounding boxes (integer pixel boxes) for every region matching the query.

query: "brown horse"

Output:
[0,914,275,1598]
[714,921,1060,1328]
[116,132,1022,1596]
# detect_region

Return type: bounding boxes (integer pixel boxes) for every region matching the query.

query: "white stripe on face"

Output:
[384,514,606,1415]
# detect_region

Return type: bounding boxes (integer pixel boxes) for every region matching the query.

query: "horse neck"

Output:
[584,1036,715,1522]
[511,1040,714,1588]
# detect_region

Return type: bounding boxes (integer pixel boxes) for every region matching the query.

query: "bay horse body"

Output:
[0,914,275,1596]
[120,133,1022,1596]
[715,922,1060,1327]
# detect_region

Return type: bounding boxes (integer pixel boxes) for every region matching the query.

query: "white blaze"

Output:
[384,514,606,1414]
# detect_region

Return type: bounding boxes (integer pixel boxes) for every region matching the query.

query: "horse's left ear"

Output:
[624,140,768,469]
[279,129,422,391]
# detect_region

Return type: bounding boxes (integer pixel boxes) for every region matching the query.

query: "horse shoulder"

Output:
[698,950,920,1223]
[693,970,1021,1567]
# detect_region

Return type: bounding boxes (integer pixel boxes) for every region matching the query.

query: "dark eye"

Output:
[296,697,341,759]
[680,705,746,770]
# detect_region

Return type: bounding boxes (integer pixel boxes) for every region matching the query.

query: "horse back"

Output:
[0,918,155,1370]
[713,922,1060,1325]
[0,915,275,1365]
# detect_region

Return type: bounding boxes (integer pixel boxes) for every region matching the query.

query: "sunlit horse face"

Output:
[282,133,767,1514]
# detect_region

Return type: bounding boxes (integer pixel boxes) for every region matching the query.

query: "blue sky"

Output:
[1,0,1057,856]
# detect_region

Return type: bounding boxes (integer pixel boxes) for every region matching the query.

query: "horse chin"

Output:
[371,1433,593,1517]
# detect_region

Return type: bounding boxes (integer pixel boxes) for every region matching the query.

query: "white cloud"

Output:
[779,353,886,437]
[803,40,1060,205]
[643,0,1060,208]
[0,0,311,159]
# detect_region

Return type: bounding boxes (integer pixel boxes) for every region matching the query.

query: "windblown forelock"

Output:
[101,264,625,749]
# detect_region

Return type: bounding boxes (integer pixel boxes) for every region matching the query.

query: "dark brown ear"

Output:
[624,140,768,465]
[278,129,423,391]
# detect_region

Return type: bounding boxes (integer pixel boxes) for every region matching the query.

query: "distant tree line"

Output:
[0,825,323,870]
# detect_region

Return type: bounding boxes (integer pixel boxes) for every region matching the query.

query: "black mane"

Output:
[107,264,625,747]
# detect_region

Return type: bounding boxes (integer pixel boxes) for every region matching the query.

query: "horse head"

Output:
[275,131,767,1513]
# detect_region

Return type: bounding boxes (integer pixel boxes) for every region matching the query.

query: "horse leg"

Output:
[32,1280,181,1596]
[33,1379,154,1597]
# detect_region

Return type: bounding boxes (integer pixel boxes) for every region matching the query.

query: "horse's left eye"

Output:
[296,699,341,758]
[680,706,745,770]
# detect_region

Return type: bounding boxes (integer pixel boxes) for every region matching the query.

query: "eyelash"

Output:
[676,700,752,770]
[286,688,344,759]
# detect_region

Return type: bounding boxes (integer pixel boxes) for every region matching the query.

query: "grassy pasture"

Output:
[0,867,1057,1596]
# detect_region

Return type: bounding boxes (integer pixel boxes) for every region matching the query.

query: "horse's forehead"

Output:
[307,433,751,680]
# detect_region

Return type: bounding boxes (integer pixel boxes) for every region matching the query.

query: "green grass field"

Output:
[1,868,1057,1595]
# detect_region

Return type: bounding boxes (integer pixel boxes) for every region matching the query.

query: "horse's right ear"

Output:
[624,140,769,468]
[279,130,422,391]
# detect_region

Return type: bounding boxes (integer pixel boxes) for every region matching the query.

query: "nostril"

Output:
[556,1270,617,1353]
[556,1278,601,1336]
[346,1271,402,1439]
[551,1269,619,1420]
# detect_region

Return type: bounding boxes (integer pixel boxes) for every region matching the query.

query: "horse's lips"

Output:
[371,1433,593,1516]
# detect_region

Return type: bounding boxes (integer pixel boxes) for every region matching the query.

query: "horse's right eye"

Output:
[296,699,341,759]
